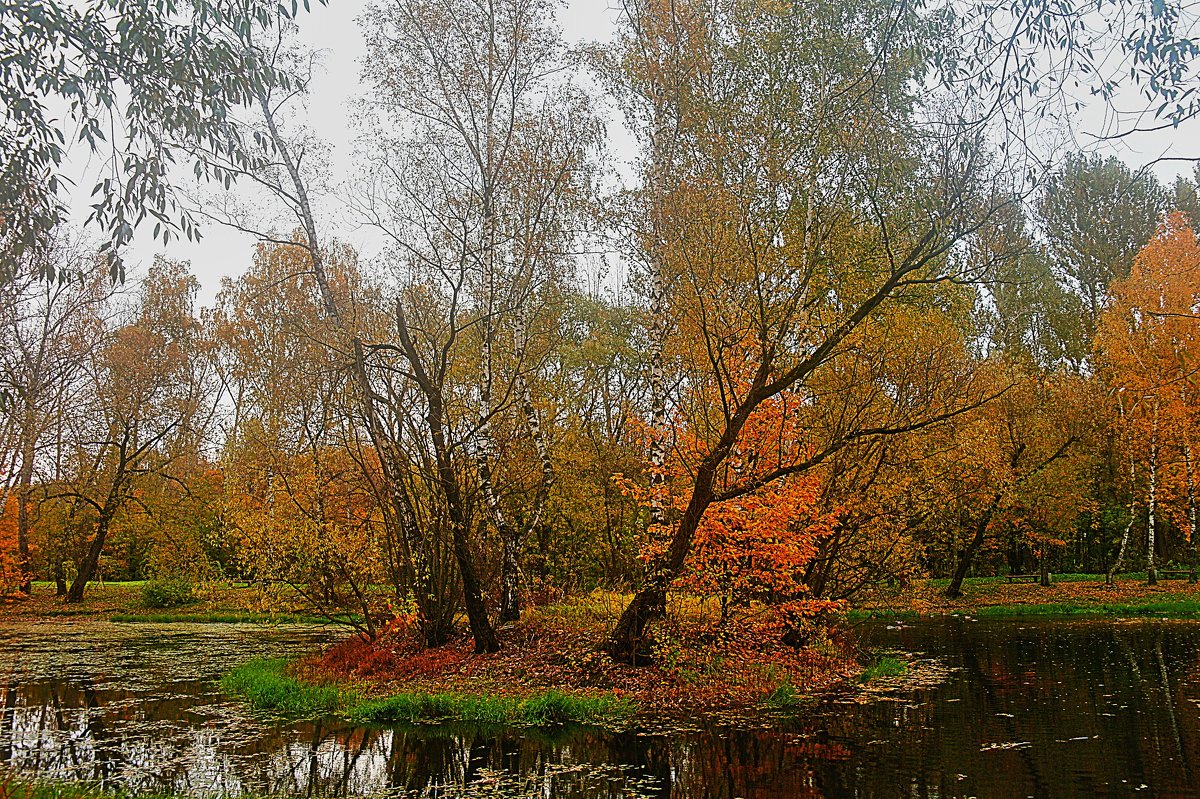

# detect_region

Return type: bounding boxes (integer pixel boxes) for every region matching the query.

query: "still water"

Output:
[3,616,1200,798]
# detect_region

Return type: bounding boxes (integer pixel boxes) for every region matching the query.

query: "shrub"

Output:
[140,578,196,609]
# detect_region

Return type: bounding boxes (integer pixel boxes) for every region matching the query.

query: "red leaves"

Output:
[307,599,853,716]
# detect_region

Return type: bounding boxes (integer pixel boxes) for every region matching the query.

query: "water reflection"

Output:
[5,617,1200,797]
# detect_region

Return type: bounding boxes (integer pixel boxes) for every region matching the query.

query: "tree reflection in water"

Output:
[5,618,1200,797]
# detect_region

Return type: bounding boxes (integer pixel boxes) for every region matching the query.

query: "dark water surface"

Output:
[4,616,1200,798]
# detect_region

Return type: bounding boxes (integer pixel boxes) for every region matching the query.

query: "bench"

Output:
[1006,573,1042,583]
[1159,569,1197,582]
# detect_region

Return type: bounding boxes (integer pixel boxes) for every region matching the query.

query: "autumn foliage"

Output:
[0,496,27,597]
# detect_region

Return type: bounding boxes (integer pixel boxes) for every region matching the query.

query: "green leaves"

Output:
[0,0,327,281]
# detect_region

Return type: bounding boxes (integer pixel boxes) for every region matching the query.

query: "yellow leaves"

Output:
[1097,213,1200,407]
[227,444,384,588]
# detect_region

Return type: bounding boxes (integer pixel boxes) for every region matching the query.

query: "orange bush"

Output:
[0,496,29,597]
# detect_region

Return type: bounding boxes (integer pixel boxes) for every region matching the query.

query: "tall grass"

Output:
[220,659,349,715]
[221,658,638,727]
[860,656,909,682]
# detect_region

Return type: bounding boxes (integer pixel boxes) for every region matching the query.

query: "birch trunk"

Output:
[1186,443,1197,582]
[1147,407,1159,585]
[476,322,522,623]
[1107,447,1137,586]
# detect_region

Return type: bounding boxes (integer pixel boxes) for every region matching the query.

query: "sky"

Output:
[99,1,1199,307]
[107,0,628,306]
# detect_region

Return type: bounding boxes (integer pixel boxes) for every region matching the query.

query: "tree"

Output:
[53,258,215,601]
[213,240,394,637]
[1172,166,1200,227]
[619,372,838,628]
[0,243,111,593]
[599,0,1014,661]
[0,0,324,279]
[1096,213,1200,584]
[543,291,650,589]
[355,0,602,643]
[0,495,26,596]
[937,367,1085,598]
[1037,153,1166,364]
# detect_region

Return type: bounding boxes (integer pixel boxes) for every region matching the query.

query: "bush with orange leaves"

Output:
[678,475,835,624]
[0,496,29,598]
[619,362,843,637]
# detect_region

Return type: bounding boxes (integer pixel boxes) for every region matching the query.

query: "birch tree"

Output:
[0,243,111,593]
[357,0,602,631]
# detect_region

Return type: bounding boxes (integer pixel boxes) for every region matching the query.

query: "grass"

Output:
[859,655,909,682]
[969,599,1200,619]
[762,681,807,710]
[220,658,350,715]
[2,780,168,799]
[221,658,638,728]
[0,775,291,799]
[112,611,335,625]
[349,689,637,727]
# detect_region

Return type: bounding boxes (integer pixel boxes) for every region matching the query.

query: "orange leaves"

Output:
[1097,213,1200,412]
[1096,213,1200,519]
[680,475,832,607]
[622,343,838,614]
[0,496,28,598]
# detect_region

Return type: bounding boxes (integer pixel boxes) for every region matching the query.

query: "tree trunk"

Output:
[1107,435,1138,586]
[66,508,115,603]
[604,398,755,662]
[392,304,500,654]
[508,339,556,619]
[945,491,1003,599]
[1147,411,1158,586]
[476,321,522,624]
[1107,515,1135,586]
[1186,444,1197,582]
[263,88,461,640]
[16,429,34,594]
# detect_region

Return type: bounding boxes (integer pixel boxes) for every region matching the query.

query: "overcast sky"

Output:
[103,0,1198,307]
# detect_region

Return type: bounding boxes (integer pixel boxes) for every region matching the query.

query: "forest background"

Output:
[3,0,1200,667]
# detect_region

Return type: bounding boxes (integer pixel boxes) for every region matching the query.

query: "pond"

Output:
[3,616,1200,798]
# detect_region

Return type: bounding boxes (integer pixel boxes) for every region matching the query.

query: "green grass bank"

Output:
[220,658,639,728]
